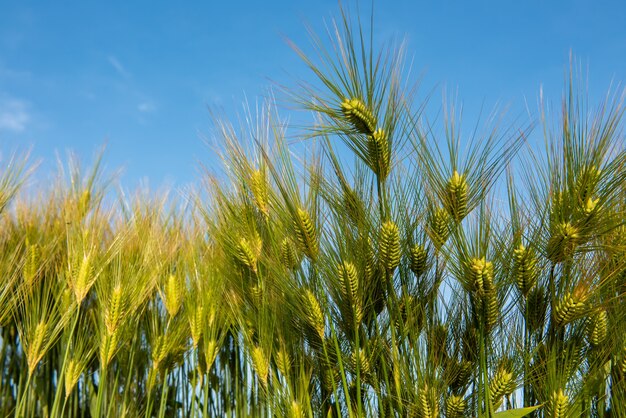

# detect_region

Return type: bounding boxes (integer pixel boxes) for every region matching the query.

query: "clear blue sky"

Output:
[1,1,625,188]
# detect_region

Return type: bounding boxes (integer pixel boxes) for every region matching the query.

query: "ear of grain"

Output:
[409,244,428,277]
[367,129,390,179]
[513,244,537,296]
[380,221,401,273]
[547,222,580,263]
[444,394,466,418]
[444,170,469,222]
[545,389,569,418]
[340,98,377,135]
[293,208,318,261]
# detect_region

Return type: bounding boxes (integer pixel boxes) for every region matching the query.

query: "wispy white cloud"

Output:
[138,101,157,113]
[0,99,30,132]
[108,55,131,78]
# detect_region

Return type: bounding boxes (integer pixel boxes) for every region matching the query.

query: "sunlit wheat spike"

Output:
[581,196,599,217]
[235,237,259,273]
[350,347,371,378]
[484,289,499,331]
[444,394,466,418]
[204,339,220,371]
[380,220,401,273]
[489,365,516,409]
[418,384,439,418]
[545,389,569,418]
[430,207,451,249]
[293,207,318,261]
[64,359,80,398]
[188,304,204,348]
[546,221,580,263]
[26,321,49,375]
[304,289,325,340]
[409,243,428,277]
[249,168,270,215]
[340,97,377,135]
[576,164,601,203]
[105,284,125,336]
[444,170,469,222]
[72,251,94,304]
[163,274,183,317]
[513,244,538,296]
[553,287,588,327]
[527,285,547,331]
[367,129,390,179]
[363,237,376,281]
[281,237,300,270]
[586,309,608,346]
[466,257,493,293]
[275,347,292,376]
[343,186,364,225]
[251,345,270,387]
[23,242,40,285]
[338,261,363,322]
[290,400,304,418]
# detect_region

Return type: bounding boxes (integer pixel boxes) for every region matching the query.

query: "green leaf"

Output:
[494,405,542,418]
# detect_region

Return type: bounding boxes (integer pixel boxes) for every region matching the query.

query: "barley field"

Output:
[1,11,625,418]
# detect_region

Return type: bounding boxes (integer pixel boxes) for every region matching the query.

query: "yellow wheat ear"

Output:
[409,244,428,277]
[553,286,588,327]
[513,244,538,296]
[547,221,580,263]
[340,98,377,135]
[489,365,516,409]
[303,289,325,340]
[281,237,301,270]
[337,262,363,323]
[417,383,439,418]
[293,208,318,261]
[545,389,569,418]
[367,129,390,179]
[250,169,269,216]
[430,207,451,249]
[444,170,469,222]
[380,221,401,273]
[586,309,608,346]
[445,394,466,418]
[250,345,270,387]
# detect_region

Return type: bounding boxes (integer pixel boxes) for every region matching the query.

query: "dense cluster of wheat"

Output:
[1,12,625,418]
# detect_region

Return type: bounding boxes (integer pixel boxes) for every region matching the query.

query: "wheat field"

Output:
[1,10,625,418]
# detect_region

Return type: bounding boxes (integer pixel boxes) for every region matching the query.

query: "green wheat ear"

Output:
[513,244,538,296]
[576,164,601,203]
[280,237,300,270]
[293,207,318,261]
[430,207,451,249]
[340,97,377,135]
[250,169,269,216]
[417,383,439,418]
[553,286,588,327]
[367,129,390,179]
[337,261,362,323]
[489,364,516,409]
[444,394,466,418]
[444,170,469,222]
[409,243,428,277]
[546,221,580,263]
[545,389,569,418]
[586,309,608,346]
[380,220,401,273]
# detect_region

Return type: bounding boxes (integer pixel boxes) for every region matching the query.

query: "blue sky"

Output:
[1,1,625,189]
